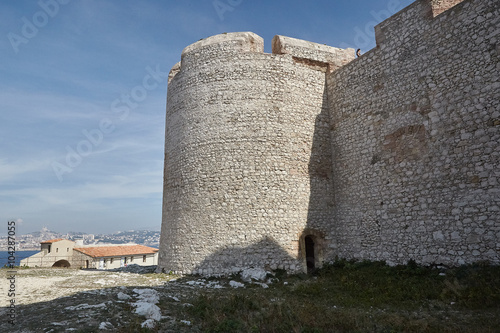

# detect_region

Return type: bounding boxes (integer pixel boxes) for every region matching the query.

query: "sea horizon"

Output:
[0,250,39,268]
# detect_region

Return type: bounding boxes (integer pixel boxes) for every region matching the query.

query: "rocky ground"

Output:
[0,265,245,332]
[2,264,498,332]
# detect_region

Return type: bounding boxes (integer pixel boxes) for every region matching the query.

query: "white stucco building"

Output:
[20,238,158,269]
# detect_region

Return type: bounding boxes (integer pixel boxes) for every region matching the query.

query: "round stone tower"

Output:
[158,32,354,275]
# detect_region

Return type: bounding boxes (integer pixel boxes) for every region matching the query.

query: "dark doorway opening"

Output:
[85,260,89,269]
[52,260,70,268]
[305,236,315,273]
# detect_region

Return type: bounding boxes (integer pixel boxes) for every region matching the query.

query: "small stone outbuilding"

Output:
[21,238,76,268]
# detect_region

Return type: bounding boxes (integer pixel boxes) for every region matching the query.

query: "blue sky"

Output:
[0,0,414,235]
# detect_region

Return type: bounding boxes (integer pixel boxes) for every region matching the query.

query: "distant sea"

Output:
[0,250,39,267]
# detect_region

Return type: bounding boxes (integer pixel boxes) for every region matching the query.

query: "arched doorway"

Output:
[305,236,315,273]
[299,229,325,273]
[52,260,71,268]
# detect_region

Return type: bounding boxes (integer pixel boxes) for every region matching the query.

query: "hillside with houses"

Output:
[1,227,159,250]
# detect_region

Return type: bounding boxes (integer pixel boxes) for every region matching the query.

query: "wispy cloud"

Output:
[0,165,162,233]
[3,173,161,204]
[0,89,106,121]
[0,158,52,181]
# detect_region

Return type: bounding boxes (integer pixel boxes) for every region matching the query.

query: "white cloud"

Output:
[0,89,108,122]
[0,167,162,232]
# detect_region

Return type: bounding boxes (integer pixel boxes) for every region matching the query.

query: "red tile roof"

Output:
[74,245,159,258]
[41,238,65,244]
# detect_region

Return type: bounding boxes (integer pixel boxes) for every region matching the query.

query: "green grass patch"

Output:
[180,259,500,332]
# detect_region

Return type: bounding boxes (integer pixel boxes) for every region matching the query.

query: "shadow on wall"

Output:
[303,85,335,273]
[192,237,299,275]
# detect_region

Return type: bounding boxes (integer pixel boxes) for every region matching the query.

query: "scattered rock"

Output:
[133,288,159,303]
[229,280,245,288]
[64,303,107,311]
[180,320,192,326]
[241,268,269,282]
[132,288,161,322]
[117,292,131,300]
[254,282,269,289]
[186,279,224,289]
[207,281,224,289]
[133,302,162,321]
[141,318,156,328]
[169,295,180,302]
[98,321,114,330]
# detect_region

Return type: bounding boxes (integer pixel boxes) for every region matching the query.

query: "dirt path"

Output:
[1,268,169,307]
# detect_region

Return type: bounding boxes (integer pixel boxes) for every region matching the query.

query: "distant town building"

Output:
[20,239,158,269]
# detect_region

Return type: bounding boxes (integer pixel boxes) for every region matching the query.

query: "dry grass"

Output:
[181,260,500,332]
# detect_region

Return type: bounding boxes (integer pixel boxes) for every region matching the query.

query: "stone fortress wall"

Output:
[159,31,354,275]
[158,0,499,275]
[327,0,499,266]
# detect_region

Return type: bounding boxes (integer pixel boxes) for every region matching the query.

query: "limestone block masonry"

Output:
[159,0,499,275]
